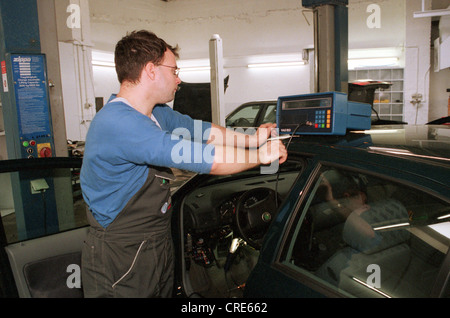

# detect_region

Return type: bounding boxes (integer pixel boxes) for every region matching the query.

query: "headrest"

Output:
[343,199,409,254]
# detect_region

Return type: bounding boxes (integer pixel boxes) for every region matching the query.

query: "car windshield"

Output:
[179,158,305,297]
[226,105,260,127]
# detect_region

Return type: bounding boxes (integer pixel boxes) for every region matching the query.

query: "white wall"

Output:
[89,0,314,115]
[83,0,446,133]
[348,0,406,49]
[430,1,450,121]
[92,64,120,104]
[55,0,96,142]
[429,59,450,121]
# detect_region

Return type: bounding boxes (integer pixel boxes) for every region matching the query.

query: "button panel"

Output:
[21,139,52,158]
[314,109,332,129]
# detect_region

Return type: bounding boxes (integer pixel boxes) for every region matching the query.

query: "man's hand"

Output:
[252,123,277,148]
[258,139,288,165]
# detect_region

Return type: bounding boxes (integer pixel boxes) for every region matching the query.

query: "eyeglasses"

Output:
[159,65,180,77]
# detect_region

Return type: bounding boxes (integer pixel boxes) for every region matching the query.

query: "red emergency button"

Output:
[39,147,52,158]
[37,143,52,158]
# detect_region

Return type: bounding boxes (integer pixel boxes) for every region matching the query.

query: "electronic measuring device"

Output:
[276,92,372,136]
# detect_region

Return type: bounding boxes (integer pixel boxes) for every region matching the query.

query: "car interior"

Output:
[282,167,450,298]
[179,159,305,297]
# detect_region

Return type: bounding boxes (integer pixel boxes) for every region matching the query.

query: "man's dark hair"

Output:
[114,30,179,84]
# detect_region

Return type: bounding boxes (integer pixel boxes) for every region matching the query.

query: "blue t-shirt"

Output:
[80,99,215,228]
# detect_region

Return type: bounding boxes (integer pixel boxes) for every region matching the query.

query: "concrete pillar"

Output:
[54,0,96,141]
[209,34,226,126]
[37,0,68,157]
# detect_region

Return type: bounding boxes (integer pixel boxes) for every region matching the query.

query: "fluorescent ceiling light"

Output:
[349,57,398,63]
[348,57,399,69]
[180,66,211,72]
[92,60,115,67]
[247,61,306,68]
[91,50,115,67]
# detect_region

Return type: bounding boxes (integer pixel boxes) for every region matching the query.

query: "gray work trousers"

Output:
[81,167,175,298]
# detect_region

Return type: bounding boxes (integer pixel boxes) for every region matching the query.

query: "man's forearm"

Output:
[209,145,260,175]
[209,140,287,175]
[207,124,255,148]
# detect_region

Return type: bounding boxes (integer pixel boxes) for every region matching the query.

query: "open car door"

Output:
[0,157,88,297]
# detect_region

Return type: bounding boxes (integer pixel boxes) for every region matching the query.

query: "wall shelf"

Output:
[349,68,404,122]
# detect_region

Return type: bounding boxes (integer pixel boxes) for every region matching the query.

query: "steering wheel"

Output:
[235,187,280,249]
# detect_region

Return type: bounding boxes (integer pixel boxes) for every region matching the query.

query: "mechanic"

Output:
[80,30,287,298]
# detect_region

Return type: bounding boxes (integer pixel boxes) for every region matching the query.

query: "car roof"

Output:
[288,124,450,167]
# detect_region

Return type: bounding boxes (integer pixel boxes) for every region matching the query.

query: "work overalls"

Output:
[81,167,175,298]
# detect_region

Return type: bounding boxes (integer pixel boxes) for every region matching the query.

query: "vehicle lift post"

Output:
[0,1,62,240]
[302,0,349,94]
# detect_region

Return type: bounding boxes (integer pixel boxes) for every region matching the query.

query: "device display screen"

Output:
[282,97,332,110]
[277,92,371,136]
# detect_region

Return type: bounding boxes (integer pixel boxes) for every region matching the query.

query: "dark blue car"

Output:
[172,124,450,298]
[0,124,449,298]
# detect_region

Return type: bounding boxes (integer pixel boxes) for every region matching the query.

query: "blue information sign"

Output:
[10,53,54,158]
[11,54,52,138]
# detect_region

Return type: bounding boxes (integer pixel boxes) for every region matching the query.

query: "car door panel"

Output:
[248,154,450,298]
[0,158,88,297]
[5,227,87,297]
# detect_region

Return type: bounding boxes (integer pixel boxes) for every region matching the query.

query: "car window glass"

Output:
[226,105,260,127]
[279,165,450,298]
[0,167,88,243]
[261,105,277,124]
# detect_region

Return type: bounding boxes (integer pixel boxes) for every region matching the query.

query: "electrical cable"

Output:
[274,123,304,209]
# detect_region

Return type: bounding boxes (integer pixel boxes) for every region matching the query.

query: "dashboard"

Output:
[183,172,299,234]
[180,160,304,276]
